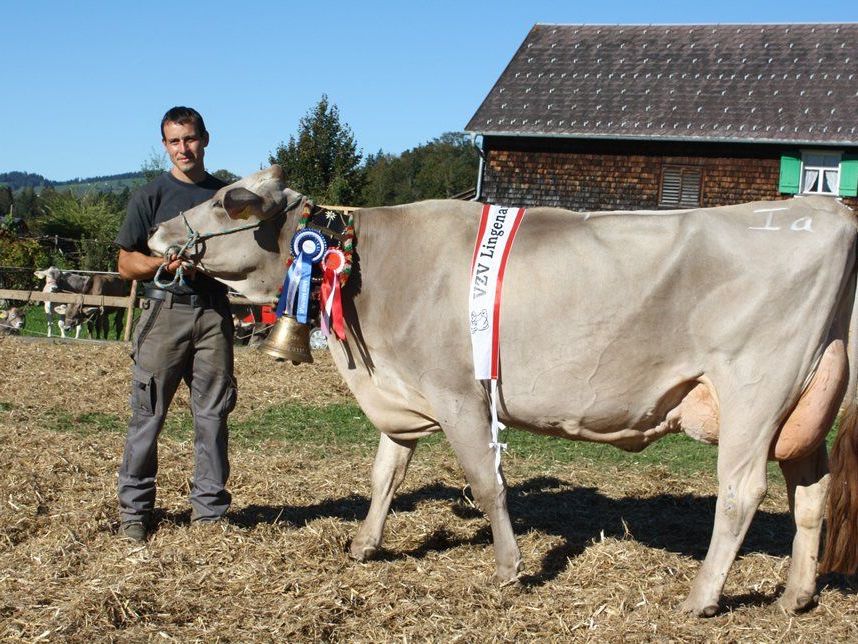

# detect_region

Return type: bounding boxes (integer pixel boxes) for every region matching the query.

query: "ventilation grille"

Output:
[661,166,702,206]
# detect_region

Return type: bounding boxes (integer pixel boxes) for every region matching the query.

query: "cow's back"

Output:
[338,197,857,438]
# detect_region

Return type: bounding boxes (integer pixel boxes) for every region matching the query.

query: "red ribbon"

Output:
[320,267,345,340]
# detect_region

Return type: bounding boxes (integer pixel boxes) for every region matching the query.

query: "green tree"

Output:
[109,186,132,213]
[13,187,43,220]
[360,133,479,206]
[141,148,167,183]
[361,151,409,206]
[0,185,13,217]
[268,95,365,205]
[34,190,124,270]
[212,169,240,184]
[0,232,50,288]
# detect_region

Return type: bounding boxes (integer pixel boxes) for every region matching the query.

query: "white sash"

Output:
[468,204,526,482]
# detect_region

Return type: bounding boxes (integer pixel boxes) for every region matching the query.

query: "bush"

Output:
[0,231,51,289]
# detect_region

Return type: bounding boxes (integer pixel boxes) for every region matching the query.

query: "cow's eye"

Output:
[212,200,223,209]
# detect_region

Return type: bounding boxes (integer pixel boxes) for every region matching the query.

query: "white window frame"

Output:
[800,150,842,195]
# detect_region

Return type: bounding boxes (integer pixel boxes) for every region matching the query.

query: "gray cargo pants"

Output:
[118,292,236,525]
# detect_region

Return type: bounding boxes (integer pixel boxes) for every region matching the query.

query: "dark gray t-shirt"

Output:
[116,172,227,296]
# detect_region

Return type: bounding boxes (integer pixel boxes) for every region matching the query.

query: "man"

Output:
[115,106,235,543]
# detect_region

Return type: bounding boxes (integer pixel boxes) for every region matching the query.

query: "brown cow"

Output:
[61,274,130,340]
[148,166,858,616]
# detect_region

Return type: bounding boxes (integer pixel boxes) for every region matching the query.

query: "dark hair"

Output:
[160,106,208,140]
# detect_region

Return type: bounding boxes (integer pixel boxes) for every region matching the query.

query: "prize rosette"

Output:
[276,229,328,323]
[322,248,346,274]
[291,229,327,262]
[320,248,347,339]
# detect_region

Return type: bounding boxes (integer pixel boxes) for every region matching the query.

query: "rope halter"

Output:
[153,196,303,288]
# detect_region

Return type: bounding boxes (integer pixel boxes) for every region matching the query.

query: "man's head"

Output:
[161,106,209,183]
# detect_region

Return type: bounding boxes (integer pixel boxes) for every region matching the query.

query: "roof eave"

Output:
[463,129,858,148]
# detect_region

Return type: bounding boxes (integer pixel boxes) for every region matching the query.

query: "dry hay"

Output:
[1,337,856,642]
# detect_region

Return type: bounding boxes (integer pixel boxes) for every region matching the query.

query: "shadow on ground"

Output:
[214,475,800,589]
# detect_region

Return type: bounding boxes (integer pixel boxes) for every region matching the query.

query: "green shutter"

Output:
[839,155,858,197]
[778,154,801,194]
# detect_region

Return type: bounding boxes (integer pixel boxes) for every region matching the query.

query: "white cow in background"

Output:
[33,267,90,338]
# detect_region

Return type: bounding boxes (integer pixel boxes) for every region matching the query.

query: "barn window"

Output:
[800,151,841,195]
[660,165,701,207]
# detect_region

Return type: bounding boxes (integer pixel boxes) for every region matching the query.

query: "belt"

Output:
[143,286,225,308]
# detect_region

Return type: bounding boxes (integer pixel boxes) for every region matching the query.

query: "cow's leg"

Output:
[680,410,775,616]
[114,310,124,340]
[98,309,109,339]
[350,432,417,561]
[445,404,522,583]
[45,310,53,337]
[778,443,829,612]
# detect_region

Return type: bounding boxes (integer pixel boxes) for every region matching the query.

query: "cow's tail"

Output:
[820,229,858,575]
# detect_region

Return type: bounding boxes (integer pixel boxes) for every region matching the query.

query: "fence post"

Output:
[123,280,137,342]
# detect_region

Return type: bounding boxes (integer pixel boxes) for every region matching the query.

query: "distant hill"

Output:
[0,170,145,194]
[0,171,51,190]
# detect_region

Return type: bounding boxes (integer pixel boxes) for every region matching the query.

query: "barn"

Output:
[465,23,858,211]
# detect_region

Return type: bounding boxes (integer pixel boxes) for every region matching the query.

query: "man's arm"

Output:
[118,249,184,281]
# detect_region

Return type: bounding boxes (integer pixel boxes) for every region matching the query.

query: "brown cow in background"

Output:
[60,274,130,340]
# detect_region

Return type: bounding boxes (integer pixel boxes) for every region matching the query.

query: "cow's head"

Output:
[148,165,304,303]
[0,306,26,334]
[57,274,94,328]
[34,266,62,290]
[60,305,99,332]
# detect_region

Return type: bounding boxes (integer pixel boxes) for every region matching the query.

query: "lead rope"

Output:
[153,214,202,288]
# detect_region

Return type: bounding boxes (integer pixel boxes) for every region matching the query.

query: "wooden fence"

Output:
[0,203,359,341]
[0,284,256,342]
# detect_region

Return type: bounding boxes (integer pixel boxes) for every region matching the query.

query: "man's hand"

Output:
[163,252,197,280]
[118,249,196,281]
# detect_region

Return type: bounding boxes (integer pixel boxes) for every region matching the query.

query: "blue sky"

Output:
[2,1,856,181]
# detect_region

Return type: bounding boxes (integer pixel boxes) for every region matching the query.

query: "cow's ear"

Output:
[223,187,264,220]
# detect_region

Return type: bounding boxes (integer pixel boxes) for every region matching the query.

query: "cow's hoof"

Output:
[493,572,522,588]
[678,599,720,617]
[778,590,818,614]
[493,561,524,587]
[349,543,377,562]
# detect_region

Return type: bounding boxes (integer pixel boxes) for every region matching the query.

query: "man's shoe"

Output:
[120,521,147,543]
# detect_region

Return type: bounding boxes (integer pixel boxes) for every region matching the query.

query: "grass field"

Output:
[28,378,844,482]
[9,303,140,339]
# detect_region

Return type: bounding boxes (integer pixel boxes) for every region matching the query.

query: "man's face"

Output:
[162,120,208,176]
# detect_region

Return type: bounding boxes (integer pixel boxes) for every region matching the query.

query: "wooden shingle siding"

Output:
[480,137,858,210]
[484,149,660,209]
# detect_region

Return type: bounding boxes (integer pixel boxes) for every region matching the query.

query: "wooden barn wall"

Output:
[481,137,858,211]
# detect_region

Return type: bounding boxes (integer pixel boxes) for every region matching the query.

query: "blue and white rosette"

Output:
[275,228,327,324]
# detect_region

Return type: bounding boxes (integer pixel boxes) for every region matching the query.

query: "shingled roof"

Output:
[465,23,858,146]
